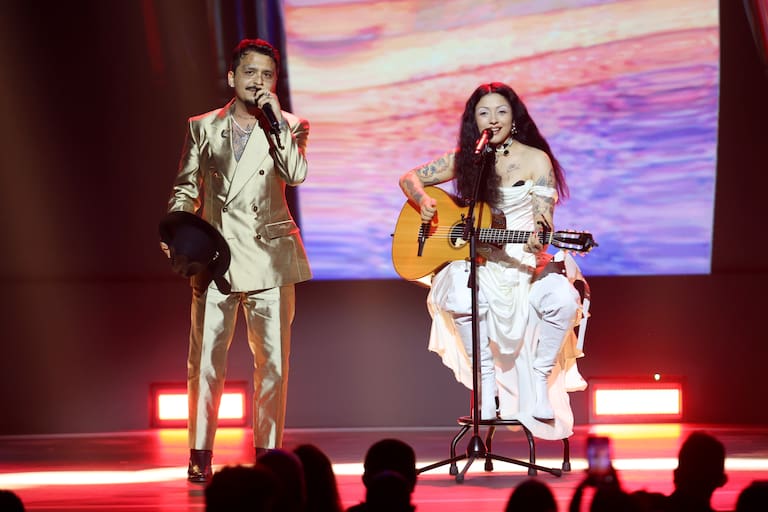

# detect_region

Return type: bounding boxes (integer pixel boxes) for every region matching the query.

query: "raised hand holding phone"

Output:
[586,436,616,486]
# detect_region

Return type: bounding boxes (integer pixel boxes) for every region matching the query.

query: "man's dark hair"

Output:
[674,431,727,491]
[361,438,417,492]
[505,478,557,512]
[736,480,768,512]
[230,38,281,73]
[204,464,277,512]
[0,490,25,512]
[257,448,306,512]
[676,432,726,481]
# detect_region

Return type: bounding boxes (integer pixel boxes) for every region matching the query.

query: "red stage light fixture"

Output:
[588,375,684,423]
[149,381,248,428]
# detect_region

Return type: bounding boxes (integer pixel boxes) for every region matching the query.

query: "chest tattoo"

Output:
[232,122,251,161]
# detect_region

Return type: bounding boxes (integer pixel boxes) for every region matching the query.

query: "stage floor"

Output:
[1,424,766,511]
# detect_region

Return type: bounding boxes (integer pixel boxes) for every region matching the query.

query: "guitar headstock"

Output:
[550,231,598,253]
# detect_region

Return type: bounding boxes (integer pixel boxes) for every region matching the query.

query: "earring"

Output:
[510,119,518,136]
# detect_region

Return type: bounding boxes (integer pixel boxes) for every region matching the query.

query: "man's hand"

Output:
[255,89,283,123]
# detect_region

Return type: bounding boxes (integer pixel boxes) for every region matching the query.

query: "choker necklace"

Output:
[495,136,515,156]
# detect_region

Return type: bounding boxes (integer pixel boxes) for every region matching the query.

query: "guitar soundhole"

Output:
[450,224,467,248]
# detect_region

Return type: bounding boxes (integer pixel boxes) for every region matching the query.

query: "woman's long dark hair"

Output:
[454,82,568,205]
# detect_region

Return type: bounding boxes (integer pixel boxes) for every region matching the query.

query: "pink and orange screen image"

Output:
[284,0,719,279]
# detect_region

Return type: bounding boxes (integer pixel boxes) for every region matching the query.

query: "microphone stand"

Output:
[416,142,562,482]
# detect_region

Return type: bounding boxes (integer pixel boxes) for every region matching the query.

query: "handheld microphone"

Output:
[254,88,281,136]
[261,103,281,136]
[474,128,493,155]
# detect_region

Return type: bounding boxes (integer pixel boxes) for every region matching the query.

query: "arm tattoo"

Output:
[531,194,554,230]
[418,154,450,185]
[402,179,425,204]
[534,167,555,188]
[401,152,454,203]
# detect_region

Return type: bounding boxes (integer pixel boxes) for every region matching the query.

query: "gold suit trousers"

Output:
[187,283,295,450]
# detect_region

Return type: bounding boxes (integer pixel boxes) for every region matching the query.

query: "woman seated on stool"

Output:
[398,82,588,440]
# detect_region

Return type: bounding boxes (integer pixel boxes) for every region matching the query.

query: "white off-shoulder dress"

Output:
[426,181,587,440]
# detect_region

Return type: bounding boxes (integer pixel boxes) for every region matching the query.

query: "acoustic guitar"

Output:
[391,186,597,281]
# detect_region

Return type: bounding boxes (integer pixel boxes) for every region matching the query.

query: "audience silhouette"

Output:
[4,432,764,511]
[347,438,418,512]
[257,448,308,512]
[735,480,768,512]
[365,470,415,512]
[293,443,344,512]
[506,478,557,512]
[0,490,25,512]
[568,430,731,512]
[664,431,728,512]
[589,485,643,512]
[204,464,278,512]
[568,464,624,512]
[194,433,756,512]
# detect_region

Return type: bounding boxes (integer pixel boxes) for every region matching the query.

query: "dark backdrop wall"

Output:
[0,0,766,435]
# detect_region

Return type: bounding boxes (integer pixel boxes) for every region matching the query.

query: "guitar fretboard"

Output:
[477,228,551,245]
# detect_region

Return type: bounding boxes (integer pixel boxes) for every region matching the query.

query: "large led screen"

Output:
[284,0,719,279]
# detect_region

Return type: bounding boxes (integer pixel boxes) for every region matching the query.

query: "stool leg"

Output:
[561,437,571,472]
[449,424,470,476]
[484,426,495,471]
[522,426,537,476]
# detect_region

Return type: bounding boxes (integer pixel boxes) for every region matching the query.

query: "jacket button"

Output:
[256,234,262,240]
[222,207,228,213]
[252,205,258,212]
[259,169,265,175]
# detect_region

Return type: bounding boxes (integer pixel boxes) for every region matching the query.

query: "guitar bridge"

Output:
[417,222,429,256]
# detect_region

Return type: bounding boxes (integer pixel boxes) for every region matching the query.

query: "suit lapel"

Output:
[208,101,236,183]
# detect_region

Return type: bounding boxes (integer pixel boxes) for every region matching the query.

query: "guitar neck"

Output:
[477,228,551,245]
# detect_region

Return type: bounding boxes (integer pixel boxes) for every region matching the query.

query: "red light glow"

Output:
[149,382,247,427]
[589,378,683,423]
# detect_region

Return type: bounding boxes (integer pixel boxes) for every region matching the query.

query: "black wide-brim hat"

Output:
[159,211,231,286]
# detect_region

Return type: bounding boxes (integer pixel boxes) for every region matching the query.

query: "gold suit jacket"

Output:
[168,99,312,292]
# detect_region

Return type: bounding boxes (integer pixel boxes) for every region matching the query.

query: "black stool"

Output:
[448,416,571,477]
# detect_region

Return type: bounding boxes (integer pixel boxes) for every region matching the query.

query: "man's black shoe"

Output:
[187,449,213,483]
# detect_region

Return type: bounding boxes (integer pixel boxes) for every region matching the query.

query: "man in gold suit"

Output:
[160,38,311,483]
